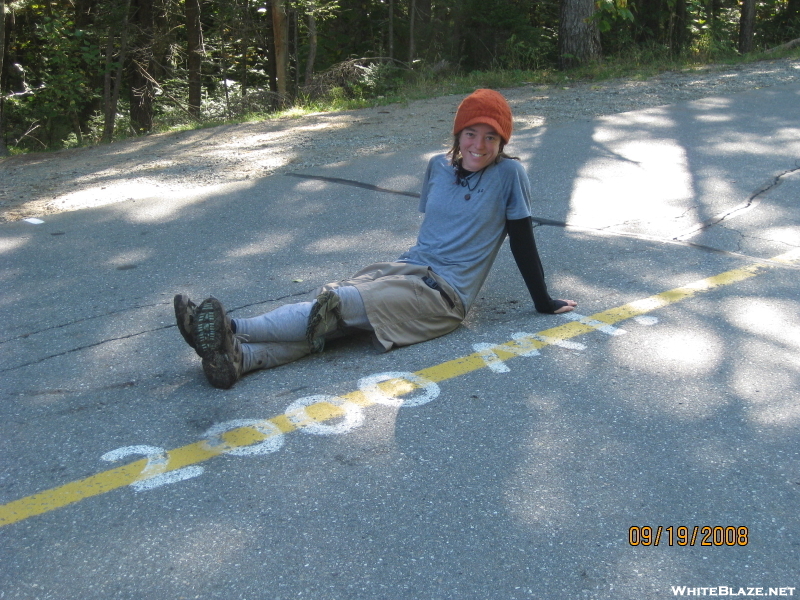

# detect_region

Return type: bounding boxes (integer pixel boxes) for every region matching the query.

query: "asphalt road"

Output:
[1,82,799,600]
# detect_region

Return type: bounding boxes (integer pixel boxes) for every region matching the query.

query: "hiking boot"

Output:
[194,297,243,389]
[306,290,345,353]
[201,337,243,389]
[174,294,202,356]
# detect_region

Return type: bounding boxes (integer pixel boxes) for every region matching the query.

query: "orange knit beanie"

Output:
[453,89,513,144]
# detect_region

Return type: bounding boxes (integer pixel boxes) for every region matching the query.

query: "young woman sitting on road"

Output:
[174,88,577,389]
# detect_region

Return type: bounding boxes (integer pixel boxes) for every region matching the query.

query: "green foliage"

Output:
[5,10,100,149]
[757,0,800,49]
[35,17,99,110]
[350,62,408,97]
[456,0,559,71]
[593,0,635,34]
[3,0,800,153]
[688,13,739,60]
[498,31,557,70]
[59,105,134,148]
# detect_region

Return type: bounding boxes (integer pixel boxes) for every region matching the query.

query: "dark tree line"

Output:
[0,0,798,153]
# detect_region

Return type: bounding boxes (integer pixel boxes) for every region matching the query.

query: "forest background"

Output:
[0,0,798,156]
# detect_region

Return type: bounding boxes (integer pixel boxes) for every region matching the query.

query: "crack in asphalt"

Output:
[673,161,800,241]
[0,288,316,374]
[0,301,168,345]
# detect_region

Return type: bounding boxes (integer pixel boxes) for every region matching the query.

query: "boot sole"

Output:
[306,291,342,353]
[194,297,226,359]
[174,294,200,354]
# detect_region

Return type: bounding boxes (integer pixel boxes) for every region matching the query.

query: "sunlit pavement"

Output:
[1,83,799,599]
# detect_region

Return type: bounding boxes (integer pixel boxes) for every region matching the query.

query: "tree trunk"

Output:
[102,29,114,141]
[272,0,289,97]
[102,0,131,144]
[265,4,277,94]
[220,40,231,119]
[668,0,689,54]
[388,0,394,60]
[292,8,298,93]
[129,0,155,134]
[70,112,84,146]
[238,0,250,99]
[408,0,416,65]
[304,9,317,87]
[0,0,8,156]
[705,0,722,30]
[738,0,755,53]
[416,0,431,58]
[186,0,202,118]
[558,0,601,69]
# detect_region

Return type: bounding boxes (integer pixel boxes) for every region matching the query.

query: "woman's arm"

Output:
[506,217,571,314]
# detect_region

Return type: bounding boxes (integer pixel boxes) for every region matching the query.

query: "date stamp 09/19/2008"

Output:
[629,526,749,547]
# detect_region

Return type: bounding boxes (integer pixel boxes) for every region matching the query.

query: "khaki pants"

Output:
[320,262,466,352]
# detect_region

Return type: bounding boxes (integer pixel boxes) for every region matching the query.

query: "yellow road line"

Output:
[2,249,798,528]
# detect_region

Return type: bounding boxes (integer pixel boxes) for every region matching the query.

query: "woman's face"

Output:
[458,123,501,172]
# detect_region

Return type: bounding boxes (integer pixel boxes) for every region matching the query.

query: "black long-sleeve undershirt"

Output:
[506,217,568,314]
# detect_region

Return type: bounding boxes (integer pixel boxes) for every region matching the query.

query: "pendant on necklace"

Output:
[464,194,471,200]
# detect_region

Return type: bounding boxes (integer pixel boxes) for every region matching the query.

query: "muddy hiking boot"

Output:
[306,290,346,353]
[174,294,202,356]
[193,297,243,389]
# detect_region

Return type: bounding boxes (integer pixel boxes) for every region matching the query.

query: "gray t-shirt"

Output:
[398,154,533,310]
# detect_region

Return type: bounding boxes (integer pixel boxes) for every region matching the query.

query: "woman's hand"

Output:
[552,299,577,314]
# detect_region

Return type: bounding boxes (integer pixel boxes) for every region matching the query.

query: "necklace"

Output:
[456,167,486,200]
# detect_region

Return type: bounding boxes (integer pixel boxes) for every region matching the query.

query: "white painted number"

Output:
[472,343,513,373]
[285,395,364,435]
[473,332,586,373]
[98,322,608,494]
[202,419,285,456]
[358,371,441,407]
[559,312,627,336]
[101,445,204,492]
